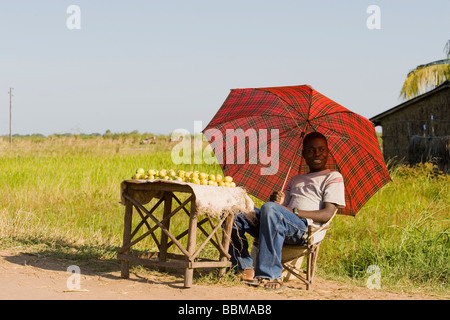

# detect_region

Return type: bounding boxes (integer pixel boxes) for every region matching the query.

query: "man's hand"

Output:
[269,191,285,205]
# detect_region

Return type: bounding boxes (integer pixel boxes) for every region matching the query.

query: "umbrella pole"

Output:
[280,102,311,191]
[281,160,294,190]
[281,132,305,191]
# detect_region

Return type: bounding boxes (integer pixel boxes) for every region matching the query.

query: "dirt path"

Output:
[0,249,444,300]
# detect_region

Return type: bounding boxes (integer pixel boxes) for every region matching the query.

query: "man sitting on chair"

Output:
[229,132,346,290]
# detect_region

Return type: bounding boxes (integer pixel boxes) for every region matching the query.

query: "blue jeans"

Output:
[228,202,308,280]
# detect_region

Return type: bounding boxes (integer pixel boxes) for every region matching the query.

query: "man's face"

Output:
[302,137,329,172]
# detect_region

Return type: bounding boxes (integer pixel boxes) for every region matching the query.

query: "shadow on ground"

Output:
[1,236,201,289]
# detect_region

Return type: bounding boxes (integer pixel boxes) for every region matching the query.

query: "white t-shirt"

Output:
[283,169,346,243]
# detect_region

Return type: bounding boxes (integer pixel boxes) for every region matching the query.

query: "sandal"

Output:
[258,278,285,291]
[242,279,260,286]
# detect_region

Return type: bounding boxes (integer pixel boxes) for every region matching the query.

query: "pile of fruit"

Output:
[131,168,236,187]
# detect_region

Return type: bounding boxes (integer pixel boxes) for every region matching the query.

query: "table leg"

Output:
[184,202,198,288]
[120,199,133,279]
[219,212,234,277]
[159,191,172,271]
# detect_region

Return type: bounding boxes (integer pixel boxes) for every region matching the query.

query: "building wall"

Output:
[380,87,449,163]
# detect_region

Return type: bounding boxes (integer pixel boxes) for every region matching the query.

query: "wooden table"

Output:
[118,180,237,288]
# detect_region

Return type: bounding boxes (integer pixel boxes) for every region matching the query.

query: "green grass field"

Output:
[1,134,448,294]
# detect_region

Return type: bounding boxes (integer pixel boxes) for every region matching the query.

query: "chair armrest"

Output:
[306,208,338,244]
[308,223,330,234]
[306,224,330,244]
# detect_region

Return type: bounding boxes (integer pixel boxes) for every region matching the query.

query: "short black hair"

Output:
[302,132,328,148]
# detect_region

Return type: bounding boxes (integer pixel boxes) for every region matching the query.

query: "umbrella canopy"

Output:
[203,85,391,216]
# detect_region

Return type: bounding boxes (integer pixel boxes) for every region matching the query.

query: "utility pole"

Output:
[8,88,13,144]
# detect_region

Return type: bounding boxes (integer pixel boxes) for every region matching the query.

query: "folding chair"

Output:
[250,209,337,290]
[281,209,337,290]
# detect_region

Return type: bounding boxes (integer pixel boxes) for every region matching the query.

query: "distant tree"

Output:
[400,40,450,100]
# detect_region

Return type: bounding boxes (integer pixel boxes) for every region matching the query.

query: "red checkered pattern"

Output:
[203,85,391,216]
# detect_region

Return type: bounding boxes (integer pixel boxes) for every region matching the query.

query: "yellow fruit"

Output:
[131,168,232,186]
[190,177,200,184]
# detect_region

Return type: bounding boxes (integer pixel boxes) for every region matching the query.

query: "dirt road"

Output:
[0,249,444,300]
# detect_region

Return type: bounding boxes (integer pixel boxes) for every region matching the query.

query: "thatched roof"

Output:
[370,80,450,126]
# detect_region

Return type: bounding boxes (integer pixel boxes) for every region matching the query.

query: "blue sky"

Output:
[1,1,449,135]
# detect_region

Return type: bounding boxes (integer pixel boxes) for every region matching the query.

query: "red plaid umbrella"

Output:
[203,85,391,216]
